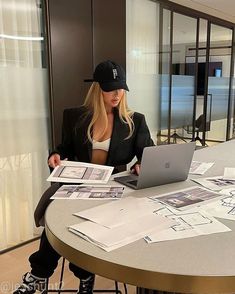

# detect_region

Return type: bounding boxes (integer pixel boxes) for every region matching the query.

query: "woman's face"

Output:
[102,89,124,110]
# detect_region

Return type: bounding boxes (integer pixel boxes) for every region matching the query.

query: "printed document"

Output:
[47,160,113,184]
[51,185,124,200]
[189,161,214,175]
[144,206,230,243]
[202,187,235,220]
[74,196,163,228]
[150,186,221,210]
[69,212,174,251]
[192,176,235,191]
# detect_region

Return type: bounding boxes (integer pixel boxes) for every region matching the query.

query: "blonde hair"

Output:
[83,82,134,142]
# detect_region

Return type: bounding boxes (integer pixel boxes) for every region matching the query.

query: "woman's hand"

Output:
[131,163,141,175]
[48,153,61,169]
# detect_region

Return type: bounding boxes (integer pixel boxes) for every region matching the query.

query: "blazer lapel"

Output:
[87,137,92,162]
[74,110,93,163]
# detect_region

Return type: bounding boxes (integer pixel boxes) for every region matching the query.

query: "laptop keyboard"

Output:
[117,176,135,181]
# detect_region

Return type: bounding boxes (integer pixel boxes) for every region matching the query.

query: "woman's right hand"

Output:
[48,153,61,169]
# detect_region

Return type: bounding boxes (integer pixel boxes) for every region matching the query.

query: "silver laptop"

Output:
[114,142,196,190]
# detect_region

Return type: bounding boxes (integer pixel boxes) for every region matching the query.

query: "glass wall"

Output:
[126,0,160,143]
[232,58,235,139]
[170,13,197,142]
[207,24,233,142]
[159,8,171,142]
[0,0,51,250]
[158,6,234,145]
[127,1,234,146]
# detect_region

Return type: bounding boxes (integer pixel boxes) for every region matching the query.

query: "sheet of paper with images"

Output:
[202,187,235,220]
[74,196,163,228]
[149,186,221,211]
[47,160,113,184]
[69,212,175,251]
[192,176,235,191]
[50,185,124,200]
[189,161,214,175]
[144,205,231,243]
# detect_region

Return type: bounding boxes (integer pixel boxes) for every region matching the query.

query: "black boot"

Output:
[13,272,47,294]
[78,274,95,294]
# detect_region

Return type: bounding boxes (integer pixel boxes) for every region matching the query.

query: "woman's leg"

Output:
[29,229,61,278]
[69,263,95,294]
[13,230,61,294]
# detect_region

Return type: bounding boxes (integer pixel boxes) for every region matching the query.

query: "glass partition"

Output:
[126,0,160,143]
[160,12,197,143]
[159,8,171,141]
[159,7,234,145]
[207,24,232,142]
[171,13,197,138]
[232,61,235,139]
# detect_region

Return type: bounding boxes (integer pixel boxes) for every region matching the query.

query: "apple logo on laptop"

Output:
[165,162,170,168]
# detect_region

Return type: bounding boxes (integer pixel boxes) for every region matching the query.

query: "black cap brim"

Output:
[99,81,129,92]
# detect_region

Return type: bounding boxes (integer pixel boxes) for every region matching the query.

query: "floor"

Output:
[0,239,136,294]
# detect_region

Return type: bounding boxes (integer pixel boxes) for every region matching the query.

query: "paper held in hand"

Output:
[47,160,114,184]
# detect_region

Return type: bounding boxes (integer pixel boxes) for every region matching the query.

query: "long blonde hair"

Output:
[83,82,134,142]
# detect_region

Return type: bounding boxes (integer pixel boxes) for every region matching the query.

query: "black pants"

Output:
[29,230,93,279]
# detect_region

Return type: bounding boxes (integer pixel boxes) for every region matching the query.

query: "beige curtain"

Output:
[0,0,50,250]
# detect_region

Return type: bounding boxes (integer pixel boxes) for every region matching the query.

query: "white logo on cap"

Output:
[113,68,118,79]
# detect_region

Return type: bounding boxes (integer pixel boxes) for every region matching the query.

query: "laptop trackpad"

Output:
[114,175,138,187]
[127,180,138,186]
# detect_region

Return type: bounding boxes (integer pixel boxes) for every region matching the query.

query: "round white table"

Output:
[45,140,235,293]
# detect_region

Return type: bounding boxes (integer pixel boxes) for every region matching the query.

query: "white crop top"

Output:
[92,138,111,152]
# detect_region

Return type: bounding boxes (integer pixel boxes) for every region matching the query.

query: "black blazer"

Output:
[35,107,154,227]
[52,106,154,169]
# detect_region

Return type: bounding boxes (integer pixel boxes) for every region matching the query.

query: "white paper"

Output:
[192,176,235,191]
[202,188,235,220]
[51,185,124,200]
[69,213,174,251]
[145,206,230,243]
[74,197,163,228]
[189,161,214,175]
[149,186,221,210]
[47,160,113,184]
[223,168,235,180]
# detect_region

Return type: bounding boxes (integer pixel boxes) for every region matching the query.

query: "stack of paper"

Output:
[69,197,174,251]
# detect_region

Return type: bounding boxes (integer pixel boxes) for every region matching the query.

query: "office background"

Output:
[0,0,235,252]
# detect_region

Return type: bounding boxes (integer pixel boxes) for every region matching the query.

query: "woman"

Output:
[14,60,154,294]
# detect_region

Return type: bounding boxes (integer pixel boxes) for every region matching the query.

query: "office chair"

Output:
[43,257,128,294]
[184,114,210,147]
[194,114,210,146]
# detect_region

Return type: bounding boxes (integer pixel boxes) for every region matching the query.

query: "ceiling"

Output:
[189,0,235,22]
[170,0,235,23]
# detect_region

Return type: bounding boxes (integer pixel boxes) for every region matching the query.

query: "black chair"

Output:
[43,257,128,294]
[194,114,210,146]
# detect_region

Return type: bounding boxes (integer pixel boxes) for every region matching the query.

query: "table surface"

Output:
[45,140,235,293]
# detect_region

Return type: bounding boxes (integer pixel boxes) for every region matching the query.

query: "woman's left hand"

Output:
[131,163,140,175]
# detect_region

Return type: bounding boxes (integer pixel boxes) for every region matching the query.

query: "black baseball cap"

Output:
[84,60,129,92]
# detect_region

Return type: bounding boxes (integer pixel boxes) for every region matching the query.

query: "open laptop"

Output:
[114,142,196,190]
